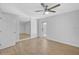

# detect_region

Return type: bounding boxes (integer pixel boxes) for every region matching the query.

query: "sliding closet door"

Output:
[0,18,12,49]
[6,16,17,43]
[0,13,18,49]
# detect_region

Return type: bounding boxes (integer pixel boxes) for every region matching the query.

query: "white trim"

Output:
[0,38,31,49]
[20,32,30,35]
[16,38,31,42]
[0,42,16,49]
[30,18,37,38]
[46,37,79,48]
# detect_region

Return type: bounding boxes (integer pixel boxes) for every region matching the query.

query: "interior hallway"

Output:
[0,37,79,55]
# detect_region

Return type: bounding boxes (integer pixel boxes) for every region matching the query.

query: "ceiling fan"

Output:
[35,3,61,15]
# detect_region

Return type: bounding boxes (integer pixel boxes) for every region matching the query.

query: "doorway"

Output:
[42,22,47,37]
[19,21,31,40]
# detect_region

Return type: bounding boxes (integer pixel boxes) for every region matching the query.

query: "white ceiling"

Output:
[0,3,79,21]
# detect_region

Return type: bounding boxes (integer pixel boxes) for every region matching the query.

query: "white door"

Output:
[0,19,11,48]
[0,16,17,49]
[31,19,37,38]
[42,22,47,37]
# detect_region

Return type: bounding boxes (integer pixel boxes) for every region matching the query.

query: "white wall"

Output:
[38,10,79,47]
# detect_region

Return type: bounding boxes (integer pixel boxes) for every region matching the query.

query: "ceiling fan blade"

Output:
[35,10,43,12]
[41,3,46,7]
[48,4,60,10]
[48,10,56,13]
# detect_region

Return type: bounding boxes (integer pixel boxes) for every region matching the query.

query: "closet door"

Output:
[0,19,11,48]
[0,15,17,49]
[6,16,17,43]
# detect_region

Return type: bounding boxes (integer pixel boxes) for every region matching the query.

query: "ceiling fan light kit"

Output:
[45,11,49,14]
[35,3,61,15]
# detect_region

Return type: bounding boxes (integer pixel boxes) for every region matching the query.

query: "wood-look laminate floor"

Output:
[20,33,30,39]
[0,37,79,55]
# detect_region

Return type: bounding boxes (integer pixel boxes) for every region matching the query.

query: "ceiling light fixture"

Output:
[45,11,49,14]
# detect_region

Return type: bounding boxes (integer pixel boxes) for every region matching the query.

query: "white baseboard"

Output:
[20,32,30,35]
[0,42,16,49]
[17,38,31,42]
[46,37,79,48]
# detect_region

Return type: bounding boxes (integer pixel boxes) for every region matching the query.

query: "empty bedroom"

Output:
[0,3,79,55]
